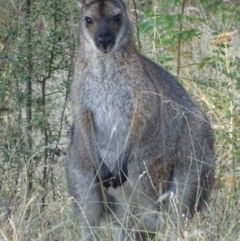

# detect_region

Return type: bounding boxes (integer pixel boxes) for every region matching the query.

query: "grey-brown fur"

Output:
[66,0,215,240]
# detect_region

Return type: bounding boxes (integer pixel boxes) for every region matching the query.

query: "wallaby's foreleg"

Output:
[72,108,112,187]
[96,160,112,188]
[66,145,102,241]
[66,109,111,240]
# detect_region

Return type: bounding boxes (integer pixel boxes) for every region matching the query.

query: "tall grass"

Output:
[0,0,239,240]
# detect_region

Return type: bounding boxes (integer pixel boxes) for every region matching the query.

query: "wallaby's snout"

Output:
[96,23,114,53]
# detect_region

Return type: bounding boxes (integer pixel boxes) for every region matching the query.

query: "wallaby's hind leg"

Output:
[115,228,149,241]
[115,228,131,241]
[113,210,147,241]
[134,231,157,241]
[111,186,164,241]
[66,147,102,241]
[168,144,215,218]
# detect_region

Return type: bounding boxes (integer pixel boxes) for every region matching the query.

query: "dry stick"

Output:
[41,77,49,210]
[25,0,33,198]
[132,0,141,52]
[41,0,58,209]
[224,41,236,191]
[49,73,70,203]
[49,16,75,203]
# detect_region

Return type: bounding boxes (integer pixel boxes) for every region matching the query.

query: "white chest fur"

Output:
[83,67,134,168]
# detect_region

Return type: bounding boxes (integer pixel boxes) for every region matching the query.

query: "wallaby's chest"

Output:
[84,71,132,116]
[83,70,134,162]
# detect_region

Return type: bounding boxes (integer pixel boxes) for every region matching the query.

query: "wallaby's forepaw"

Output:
[101,171,113,188]
[96,162,112,188]
[111,166,128,189]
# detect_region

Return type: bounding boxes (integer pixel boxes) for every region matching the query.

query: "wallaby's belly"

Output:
[95,111,131,170]
[85,78,133,170]
[106,160,162,230]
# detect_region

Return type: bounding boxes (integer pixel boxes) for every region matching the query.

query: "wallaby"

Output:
[66,0,215,240]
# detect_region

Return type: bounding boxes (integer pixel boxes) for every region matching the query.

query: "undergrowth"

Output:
[0,0,239,240]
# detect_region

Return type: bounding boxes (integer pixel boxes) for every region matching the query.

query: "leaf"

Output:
[222,13,227,24]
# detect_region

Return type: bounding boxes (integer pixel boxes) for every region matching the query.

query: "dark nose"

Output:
[98,34,112,48]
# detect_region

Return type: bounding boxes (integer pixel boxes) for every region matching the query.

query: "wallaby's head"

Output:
[76,0,131,53]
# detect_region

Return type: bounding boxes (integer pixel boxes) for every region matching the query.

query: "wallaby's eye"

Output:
[114,14,122,22]
[84,17,92,25]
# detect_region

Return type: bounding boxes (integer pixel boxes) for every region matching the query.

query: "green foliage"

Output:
[138,0,240,156]
[0,0,76,238]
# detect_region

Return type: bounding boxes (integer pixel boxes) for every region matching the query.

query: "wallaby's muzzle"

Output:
[95,22,115,53]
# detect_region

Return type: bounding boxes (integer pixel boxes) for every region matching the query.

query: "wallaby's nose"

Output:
[96,23,114,52]
[98,34,112,48]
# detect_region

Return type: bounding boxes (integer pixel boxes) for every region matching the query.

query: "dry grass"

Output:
[0,0,240,240]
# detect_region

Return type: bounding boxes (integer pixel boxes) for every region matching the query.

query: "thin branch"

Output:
[132,0,141,52]
[25,0,33,197]
[177,0,186,77]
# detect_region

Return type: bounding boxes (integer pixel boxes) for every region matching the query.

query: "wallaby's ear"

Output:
[77,0,129,8]
[121,0,129,5]
[77,0,128,8]
[76,0,85,8]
